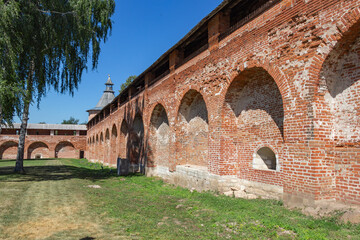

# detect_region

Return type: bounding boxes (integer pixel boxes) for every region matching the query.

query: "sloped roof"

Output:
[88,76,115,111]
[4,123,87,131]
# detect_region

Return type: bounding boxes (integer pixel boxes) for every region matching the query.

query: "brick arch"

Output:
[99,131,105,162]
[105,128,110,141]
[222,60,293,114]
[129,113,145,172]
[223,67,285,139]
[119,119,129,159]
[176,89,209,167]
[176,87,211,125]
[312,7,360,93]
[147,100,171,127]
[55,141,76,159]
[310,8,360,205]
[314,9,360,144]
[0,141,18,160]
[27,142,50,159]
[148,103,170,168]
[109,123,118,165]
[104,128,111,164]
[100,132,104,142]
[111,124,118,139]
[219,66,284,185]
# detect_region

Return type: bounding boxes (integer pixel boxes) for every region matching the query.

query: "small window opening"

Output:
[16,130,19,135]
[73,131,76,136]
[253,147,277,170]
[35,154,41,159]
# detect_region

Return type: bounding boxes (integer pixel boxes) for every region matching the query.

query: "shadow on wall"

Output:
[148,104,170,168]
[119,97,146,174]
[225,67,284,138]
[177,90,209,167]
[319,21,360,143]
[0,141,18,160]
[321,21,360,98]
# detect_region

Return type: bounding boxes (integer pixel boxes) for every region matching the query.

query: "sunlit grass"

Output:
[0,158,359,239]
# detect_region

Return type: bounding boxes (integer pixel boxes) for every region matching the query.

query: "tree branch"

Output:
[36,9,76,16]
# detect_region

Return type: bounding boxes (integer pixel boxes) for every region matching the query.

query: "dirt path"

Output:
[0,159,125,240]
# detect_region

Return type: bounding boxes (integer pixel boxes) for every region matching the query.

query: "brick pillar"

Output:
[208,12,230,51]
[128,87,134,101]
[145,72,153,90]
[169,49,184,73]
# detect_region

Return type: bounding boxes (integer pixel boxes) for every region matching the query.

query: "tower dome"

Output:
[87,75,115,120]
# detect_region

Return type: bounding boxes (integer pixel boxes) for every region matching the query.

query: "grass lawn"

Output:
[0,159,359,239]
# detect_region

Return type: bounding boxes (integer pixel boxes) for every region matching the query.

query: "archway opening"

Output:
[177,90,208,167]
[110,124,118,164]
[120,120,129,159]
[221,67,284,181]
[129,114,144,170]
[27,142,50,159]
[0,141,18,160]
[224,67,284,139]
[105,128,110,164]
[149,104,170,168]
[55,141,76,159]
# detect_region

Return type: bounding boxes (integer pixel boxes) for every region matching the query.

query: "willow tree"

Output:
[6,0,115,173]
[0,1,23,133]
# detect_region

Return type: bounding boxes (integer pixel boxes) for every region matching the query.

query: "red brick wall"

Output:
[87,0,360,206]
[0,135,86,160]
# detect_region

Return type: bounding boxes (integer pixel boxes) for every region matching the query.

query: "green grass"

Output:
[0,158,359,239]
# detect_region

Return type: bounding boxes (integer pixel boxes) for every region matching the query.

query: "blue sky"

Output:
[23,0,223,124]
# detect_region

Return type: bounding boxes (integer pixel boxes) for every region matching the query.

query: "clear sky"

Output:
[23,0,223,124]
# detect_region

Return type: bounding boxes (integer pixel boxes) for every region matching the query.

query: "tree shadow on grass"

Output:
[0,160,142,183]
[0,158,59,163]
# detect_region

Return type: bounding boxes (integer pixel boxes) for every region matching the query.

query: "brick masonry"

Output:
[87,0,360,208]
[0,134,86,160]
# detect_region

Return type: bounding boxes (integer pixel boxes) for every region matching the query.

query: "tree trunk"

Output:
[14,100,30,173]
[14,64,34,174]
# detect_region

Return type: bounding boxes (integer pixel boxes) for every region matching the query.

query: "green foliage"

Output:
[16,0,115,99]
[0,0,115,122]
[61,117,79,125]
[119,75,137,93]
[0,1,23,126]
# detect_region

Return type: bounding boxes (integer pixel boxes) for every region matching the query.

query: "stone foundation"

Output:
[147,165,283,200]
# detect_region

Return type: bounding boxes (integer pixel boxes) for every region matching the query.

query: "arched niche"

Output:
[319,21,360,144]
[220,67,284,179]
[129,114,144,167]
[149,104,170,168]
[119,120,129,159]
[27,142,50,159]
[55,141,76,159]
[0,141,18,160]
[224,67,284,140]
[253,147,278,171]
[110,124,118,163]
[177,90,208,167]
[111,124,118,139]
